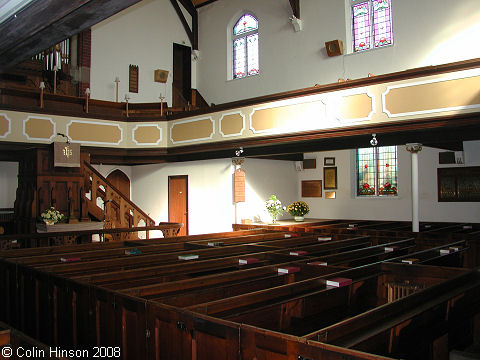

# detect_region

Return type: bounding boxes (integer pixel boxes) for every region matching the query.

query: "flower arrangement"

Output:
[287,201,309,217]
[265,195,286,223]
[41,206,65,225]
[359,183,375,195]
[379,182,397,195]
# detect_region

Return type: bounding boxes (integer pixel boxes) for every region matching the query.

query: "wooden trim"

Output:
[2,58,480,123]
[169,57,480,120]
[168,175,189,235]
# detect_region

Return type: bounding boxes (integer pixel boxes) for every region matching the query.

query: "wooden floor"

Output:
[0,221,479,359]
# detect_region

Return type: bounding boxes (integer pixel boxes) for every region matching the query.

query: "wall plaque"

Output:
[438,167,480,202]
[233,168,246,202]
[129,64,139,93]
[302,180,322,197]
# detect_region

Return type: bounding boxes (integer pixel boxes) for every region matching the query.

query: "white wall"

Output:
[299,146,480,223]
[0,162,18,208]
[90,0,192,104]
[129,158,298,235]
[196,0,480,104]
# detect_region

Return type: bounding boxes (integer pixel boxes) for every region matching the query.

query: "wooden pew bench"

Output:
[306,266,480,359]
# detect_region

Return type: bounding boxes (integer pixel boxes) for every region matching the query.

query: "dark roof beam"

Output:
[169,0,198,50]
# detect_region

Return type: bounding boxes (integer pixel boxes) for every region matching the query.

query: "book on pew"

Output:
[60,257,81,263]
[178,254,199,260]
[384,246,400,252]
[318,236,332,241]
[401,258,419,264]
[326,277,352,287]
[207,241,224,247]
[308,261,328,266]
[277,266,300,274]
[289,250,308,256]
[238,257,259,265]
[125,248,142,255]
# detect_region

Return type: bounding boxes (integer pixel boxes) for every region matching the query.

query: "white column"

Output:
[406,143,423,232]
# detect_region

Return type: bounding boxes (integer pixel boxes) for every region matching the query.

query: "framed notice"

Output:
[324,157,335,166]
[302,180,322,197]
[323,167,337,189]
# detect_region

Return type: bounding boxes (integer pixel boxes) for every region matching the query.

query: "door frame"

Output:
[168,175,189,235]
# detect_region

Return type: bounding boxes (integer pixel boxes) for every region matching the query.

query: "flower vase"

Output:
[294,216,304,222]
[44,220,54,225]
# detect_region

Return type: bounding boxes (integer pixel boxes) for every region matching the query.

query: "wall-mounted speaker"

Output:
[325,40,343,57]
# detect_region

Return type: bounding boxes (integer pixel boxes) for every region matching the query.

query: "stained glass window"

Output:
[357,146,398,196]
[233,14,258,36]
[352,0,393,52]
[233,13,259,79]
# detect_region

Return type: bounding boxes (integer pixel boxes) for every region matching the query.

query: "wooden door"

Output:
[107,169,130,199]
[173,43,191,107]
[168,175,188,236]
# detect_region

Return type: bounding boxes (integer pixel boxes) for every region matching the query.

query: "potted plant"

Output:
[287,201,309,222]
[40,206,65,225]
[265,195,286,224]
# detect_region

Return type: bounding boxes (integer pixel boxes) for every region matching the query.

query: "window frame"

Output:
[232,13,259,80]
[350,0,394,53]
[356,145,398,198]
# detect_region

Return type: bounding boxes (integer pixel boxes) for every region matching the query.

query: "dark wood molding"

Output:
[2,58,480,123]
[289,0,300,19]
[169,0,199,50]
[0,0,144,73]
[169,57,480,120]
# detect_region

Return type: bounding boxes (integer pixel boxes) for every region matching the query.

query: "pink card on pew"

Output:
[326,277,352,287]
[239,257,259,265]
[289,250,308,256]
[278,266,300,274]
[60,257,81,263]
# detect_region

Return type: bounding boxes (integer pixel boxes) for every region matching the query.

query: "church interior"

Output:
[0,0,480,359]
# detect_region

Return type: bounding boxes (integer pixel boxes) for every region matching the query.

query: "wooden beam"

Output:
[169,0,198,50]
[289,0,300,19]
[0,0,143,73]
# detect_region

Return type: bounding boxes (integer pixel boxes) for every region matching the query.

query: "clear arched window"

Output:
[233,13,259,79]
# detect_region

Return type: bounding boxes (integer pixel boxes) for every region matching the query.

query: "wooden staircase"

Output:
[82,162,155,240]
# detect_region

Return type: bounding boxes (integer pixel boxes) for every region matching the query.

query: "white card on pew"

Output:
[284,234,292,238]
[384,246,400,252]
[308,261,327,266]
[178,254,199,260]
[439,249,450,255]
[318,237,332,241]
[402,258,419,264]
[463,225,472,229]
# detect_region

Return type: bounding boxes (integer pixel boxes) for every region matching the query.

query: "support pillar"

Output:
[406,143,422,232]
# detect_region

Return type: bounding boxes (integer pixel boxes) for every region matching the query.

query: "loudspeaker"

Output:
[325,40,343,57]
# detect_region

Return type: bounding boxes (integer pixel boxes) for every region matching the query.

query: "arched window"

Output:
[232,13,259,79]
